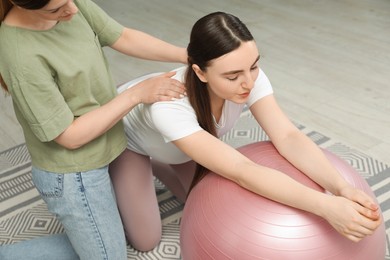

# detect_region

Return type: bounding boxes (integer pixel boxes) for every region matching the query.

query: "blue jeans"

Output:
[0,166,127,260]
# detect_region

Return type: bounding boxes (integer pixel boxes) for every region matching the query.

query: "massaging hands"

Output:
[320,187,381,242]
[131,71,186,103]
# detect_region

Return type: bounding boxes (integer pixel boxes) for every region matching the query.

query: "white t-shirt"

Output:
[120,66,273,164]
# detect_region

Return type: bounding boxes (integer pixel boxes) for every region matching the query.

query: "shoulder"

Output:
[149,98,201,141]
[74,0,96,12]
[75,0,124,45]
[171,66,187,82]
[75,0,107,21]
[246,69,274,107]
[150,97,195,120]
[256,69,272,85]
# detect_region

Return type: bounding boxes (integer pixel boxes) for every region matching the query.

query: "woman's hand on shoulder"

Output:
[127,71,186,104]
[319,195,382,242]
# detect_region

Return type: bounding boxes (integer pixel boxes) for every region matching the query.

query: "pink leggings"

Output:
[109,149,195,251]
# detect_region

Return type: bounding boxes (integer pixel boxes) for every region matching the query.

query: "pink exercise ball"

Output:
[180,141,385,260]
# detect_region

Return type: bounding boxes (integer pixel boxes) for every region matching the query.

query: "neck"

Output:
[4,7,57,30]
[210,94,225,124]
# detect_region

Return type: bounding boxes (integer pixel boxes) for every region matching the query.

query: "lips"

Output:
[60,13,73,19]
[239,92,250,98]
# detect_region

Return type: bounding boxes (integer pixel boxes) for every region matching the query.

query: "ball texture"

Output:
[180,141,385,260]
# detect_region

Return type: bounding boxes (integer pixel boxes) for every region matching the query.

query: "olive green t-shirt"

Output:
[0,0,127,173]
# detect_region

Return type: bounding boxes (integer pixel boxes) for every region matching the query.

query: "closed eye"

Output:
[227,75,239,81]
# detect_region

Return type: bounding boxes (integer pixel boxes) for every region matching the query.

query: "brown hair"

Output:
[0,0,50,92]
[186,12,254,191]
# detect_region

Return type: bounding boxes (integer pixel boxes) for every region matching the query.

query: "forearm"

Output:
[111,28,187,63]
[274,131,349,195]
[55,71,185,149]
[55,88,138,149]
[175,131,331,217]
[238,161,331,217]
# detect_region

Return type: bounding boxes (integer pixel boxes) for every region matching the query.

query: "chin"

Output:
[231,99,248,105]
[237,96,250,103]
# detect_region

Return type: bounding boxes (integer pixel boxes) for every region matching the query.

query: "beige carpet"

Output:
[0,111,389,259]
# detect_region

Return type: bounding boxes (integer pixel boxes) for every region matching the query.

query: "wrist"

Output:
[332,179,351,197]
[180,48,188,64]
[123,86,142,106]
[313,194,333,218]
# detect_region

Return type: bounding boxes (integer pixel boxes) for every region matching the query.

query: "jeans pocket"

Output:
[31,166,64,198]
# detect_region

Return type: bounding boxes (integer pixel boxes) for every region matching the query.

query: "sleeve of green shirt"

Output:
[76,0,124,46]
[10,73,74,142]
[6,0,125,142]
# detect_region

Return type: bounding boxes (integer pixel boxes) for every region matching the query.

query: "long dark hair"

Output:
[0,0,49,92]
[186,12,254,191]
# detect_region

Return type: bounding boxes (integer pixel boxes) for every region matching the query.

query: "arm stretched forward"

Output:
[173,101,381,242]
[250,95,381,218]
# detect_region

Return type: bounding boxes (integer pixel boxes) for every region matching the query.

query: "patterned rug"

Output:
[0,111,389,260]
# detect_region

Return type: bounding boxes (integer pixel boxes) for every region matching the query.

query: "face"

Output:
[193,41,260,105]
[31,0,78,21]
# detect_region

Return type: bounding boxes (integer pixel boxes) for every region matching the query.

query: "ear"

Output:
[191,64,208,83]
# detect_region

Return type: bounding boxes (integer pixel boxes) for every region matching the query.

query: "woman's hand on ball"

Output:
[321,195,382,242]
[338,186,381,220]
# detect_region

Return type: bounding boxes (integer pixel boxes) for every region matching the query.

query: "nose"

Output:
[241,72,255,90]
[64,1,78,14]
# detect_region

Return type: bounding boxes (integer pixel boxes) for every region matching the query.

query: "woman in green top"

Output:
[0,0,186,259]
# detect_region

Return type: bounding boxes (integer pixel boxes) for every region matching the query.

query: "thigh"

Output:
[109,149,161,251]
[31,166,127,260]
[0,234,79,260]
[170,160,197,193]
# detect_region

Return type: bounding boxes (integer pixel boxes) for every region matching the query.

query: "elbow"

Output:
[229,160,254,189]
[272,130,305,156]
[54,136,83,150]
[62,142,83,150]
[53,124,87,150]
[58,141,83,150]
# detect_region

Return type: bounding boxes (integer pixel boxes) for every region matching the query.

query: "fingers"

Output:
[131,70,187,104]
[155,84,186,102]
[353,191,379,210]
[157,90,185,101]
[343,217,382,242]
[326,196,382,243]
[345,205,382,240]
[156,79,186,101]
[352,194,381,220]
[341,187,380,220]
[358,206,381,221]
[159,71,177,78]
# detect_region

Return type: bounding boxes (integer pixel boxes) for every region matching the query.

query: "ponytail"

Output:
[185,65,217,193]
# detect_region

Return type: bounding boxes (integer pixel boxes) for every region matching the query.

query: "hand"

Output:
[338,185,381,220]
[320,195,382,242]
[131,71,186,103]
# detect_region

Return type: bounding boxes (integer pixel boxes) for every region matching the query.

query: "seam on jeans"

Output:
[77,173,109,260]
[31,169,64,198]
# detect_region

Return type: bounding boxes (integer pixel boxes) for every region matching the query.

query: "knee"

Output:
[127,227,162,252]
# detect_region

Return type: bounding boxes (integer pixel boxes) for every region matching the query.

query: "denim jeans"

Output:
[0,166,127,260]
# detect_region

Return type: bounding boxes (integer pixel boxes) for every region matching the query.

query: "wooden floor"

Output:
[1,0,389,165]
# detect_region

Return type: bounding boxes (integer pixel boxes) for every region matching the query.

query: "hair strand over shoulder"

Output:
[185,11,254,192]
